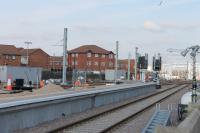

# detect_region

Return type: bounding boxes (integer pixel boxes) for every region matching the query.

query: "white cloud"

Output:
[144,20,200,32]
[160,22,200,31]
[143,21,161,32]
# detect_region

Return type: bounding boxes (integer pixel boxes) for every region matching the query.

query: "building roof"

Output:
[49,56,63,61]
[69,45,113,54]
[0,44,21,55]
[0,44,50,57]
[19,48,49,56]
[19,49,39,56]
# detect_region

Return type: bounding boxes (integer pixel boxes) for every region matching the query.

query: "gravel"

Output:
[0,83,65,102]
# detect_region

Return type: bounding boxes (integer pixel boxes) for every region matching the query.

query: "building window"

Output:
[72,54,75,57]
[87,61,91,66]
[5,55,9,59]
[12,56,16,60]
[101,62,105,66]
[76,53,78,57]
[109,54,114,59]
[94,62,98,66]
[72,60,78,65]
[87,53,92,57]
[95,54,99,57]
[102,54,106,58]
[109,62,113,67]
[21,56,28,65]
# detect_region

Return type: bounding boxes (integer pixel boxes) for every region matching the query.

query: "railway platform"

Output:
[0,82,155,133]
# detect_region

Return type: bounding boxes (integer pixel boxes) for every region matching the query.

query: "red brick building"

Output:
[68,45,115,72]
[19,48,50,69]
[49,56,63,72]
[0,44,51,69]
[0,44,117,73]
[0,44,21,66]
[118,59,135,77]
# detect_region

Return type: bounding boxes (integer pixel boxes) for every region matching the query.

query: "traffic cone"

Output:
[75,80,81,87]
[40,80,45,88]
[7,78,12,91]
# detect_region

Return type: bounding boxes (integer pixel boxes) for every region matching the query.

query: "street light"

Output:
[24,41,32,66]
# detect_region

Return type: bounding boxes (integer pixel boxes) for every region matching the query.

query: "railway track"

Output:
[50,84,189,133]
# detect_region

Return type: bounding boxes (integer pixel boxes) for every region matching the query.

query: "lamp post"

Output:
[24,41,32,66]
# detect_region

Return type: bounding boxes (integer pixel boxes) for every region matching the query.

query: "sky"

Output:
[0,0,200,64]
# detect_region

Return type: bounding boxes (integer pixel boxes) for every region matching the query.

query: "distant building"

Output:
[0,44,21,66]
[49,56,63,72]
[118,59,135,78]
[0,44,116,73]
[161,63,200,80]
[68,45,115,73]
[19,48,50,69]
[0,44,50,69]
[118,59,135,72]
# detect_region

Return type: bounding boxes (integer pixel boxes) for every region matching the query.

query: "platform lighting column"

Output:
[24,41,32,66]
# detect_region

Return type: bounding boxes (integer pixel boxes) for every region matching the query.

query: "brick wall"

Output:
[68,53,115,72]
[28,49,49,69]
[0,54,21,66]
[49,56,63,71]
[118,59,135,73]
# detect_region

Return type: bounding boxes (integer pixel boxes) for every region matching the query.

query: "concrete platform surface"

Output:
[0,81,153,108]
